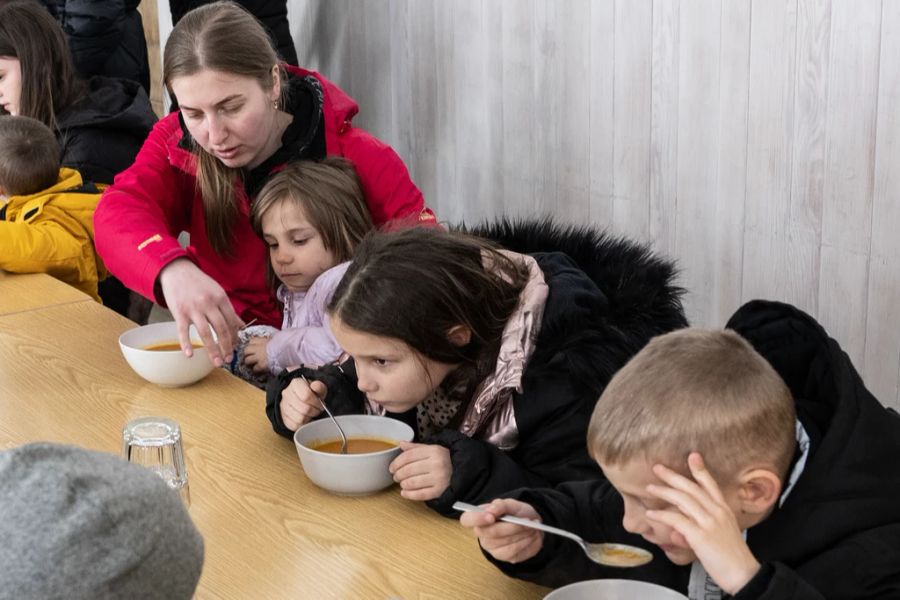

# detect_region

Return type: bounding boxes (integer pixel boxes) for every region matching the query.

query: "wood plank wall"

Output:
[280,0,899,411]
[137,0,165,116]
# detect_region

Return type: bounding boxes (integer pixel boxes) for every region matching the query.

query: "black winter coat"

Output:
[169,0,298,65]
[266,219,688,515]
[488,300,900,600]
[56,76,157,185]
[42,0,150,92]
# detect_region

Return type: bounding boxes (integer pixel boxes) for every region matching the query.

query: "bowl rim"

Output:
[293,415,414,458]
[544,578,687,600]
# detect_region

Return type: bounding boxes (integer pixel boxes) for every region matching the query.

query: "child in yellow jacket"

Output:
[0,116,106,301]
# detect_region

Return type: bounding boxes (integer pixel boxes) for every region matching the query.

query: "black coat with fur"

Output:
[463,218,688,389]
[266,219,687,514]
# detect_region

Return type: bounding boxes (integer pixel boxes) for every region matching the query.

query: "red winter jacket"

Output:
[94,67,434,326]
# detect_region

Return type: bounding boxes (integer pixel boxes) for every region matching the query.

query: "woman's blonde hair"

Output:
[251,157,373,265]
[587,328,796,483]
[163,1,286,255]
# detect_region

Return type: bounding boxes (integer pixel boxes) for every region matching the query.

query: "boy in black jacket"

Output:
[461,300,900,599]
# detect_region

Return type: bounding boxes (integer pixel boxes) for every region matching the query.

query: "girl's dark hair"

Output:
[328,227,530,397]
[163,0,286,255]
[0,1,86,130]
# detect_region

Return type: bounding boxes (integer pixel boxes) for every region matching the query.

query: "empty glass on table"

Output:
[122,416,190,506]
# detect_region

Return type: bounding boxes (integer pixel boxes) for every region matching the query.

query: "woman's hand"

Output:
[242,337,270,373]
[389,441,452,501]
[158,259,243,366]
[279,377,327,431]
[458,498,545,564]
[645,453,761,595]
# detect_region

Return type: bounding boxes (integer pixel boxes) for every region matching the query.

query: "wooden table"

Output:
[0,271,93,315]
[0,274,548,600]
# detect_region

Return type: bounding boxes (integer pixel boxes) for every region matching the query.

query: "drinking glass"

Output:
[122,416,190,506]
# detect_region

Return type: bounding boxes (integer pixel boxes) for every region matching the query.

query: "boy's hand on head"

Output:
[459,499,544,564]
[645,453,760,595]
[279,377,327,431]
[242,337,270,373]
[389,442,452,501]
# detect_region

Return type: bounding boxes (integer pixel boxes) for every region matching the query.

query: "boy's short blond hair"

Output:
[0,116,60,197]
[587,328,796,483]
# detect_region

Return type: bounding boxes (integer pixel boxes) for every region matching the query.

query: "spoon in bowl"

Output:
[299,374,348,454]
[453,501,652,568]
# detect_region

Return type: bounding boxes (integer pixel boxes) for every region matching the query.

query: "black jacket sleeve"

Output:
[481,480,684,590]
[426,373,601,515]
[732,524,900,600]
[426,429,549,516]
[264,360,367,438]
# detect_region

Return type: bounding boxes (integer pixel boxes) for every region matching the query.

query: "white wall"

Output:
[279,0,900,410]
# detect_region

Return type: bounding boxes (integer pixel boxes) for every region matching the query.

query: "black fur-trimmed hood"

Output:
[462,218,689,399]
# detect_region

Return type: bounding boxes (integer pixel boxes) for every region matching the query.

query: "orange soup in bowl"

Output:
[310,437,397,454]
[143,340,204,351]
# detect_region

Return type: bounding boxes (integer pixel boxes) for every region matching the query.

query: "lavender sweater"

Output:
[266,261,349,373]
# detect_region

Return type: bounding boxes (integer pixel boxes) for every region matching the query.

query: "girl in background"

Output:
[266,222,688,515]
[234,157,373,386]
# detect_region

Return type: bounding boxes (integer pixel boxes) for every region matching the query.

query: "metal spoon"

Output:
[453,501,652,568]
[299,374,348,454]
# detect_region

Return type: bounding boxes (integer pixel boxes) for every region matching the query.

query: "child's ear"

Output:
[446,325,472,347]
[736,468,782,521]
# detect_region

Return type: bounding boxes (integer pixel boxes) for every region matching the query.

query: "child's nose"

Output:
[356,371,376,393]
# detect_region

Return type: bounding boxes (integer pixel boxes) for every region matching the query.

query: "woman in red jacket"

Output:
[94,1,435,366]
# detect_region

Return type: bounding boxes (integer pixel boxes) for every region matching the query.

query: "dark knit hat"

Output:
[0,442,204,600]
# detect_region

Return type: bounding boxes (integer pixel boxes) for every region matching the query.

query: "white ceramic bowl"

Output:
[119,322,215,387]
[545,579,687,600]
[293,415,414,495]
